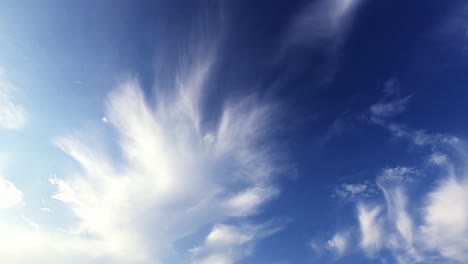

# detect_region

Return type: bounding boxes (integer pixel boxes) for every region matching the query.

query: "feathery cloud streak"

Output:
[0,52,285,263]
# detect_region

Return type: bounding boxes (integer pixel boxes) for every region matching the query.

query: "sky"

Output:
[0,0,468,263]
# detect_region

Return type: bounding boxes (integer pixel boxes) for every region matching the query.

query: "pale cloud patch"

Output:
[0,178,23,209]
[224,186,279,217]
[368,79,411,121]
[429,152,448,165]
[285,0,364,82]
[357,204,383,255]
[287,0,363,47]
[190,222,285,264]
[377,167,421,185]
[383,122,451,147]
[366,80,459,149]
[0,70,26,130]
[370,96,412,119]
[326,231,349,256]
[334,183,370,199]
[379,184,420,262]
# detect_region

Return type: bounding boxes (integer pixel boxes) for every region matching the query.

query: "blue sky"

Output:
[1,0,468,263]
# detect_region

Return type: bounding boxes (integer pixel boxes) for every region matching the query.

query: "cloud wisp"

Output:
[0,70,26,130]
[287,0,363,47]
[0,53,286,263]
[190,221,286,264]
[325,138,468,263]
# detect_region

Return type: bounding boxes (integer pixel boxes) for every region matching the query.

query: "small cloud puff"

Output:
[377,166,421,185]
[429,152,448,165]
[326,232,349,256]
[333,182,375,200]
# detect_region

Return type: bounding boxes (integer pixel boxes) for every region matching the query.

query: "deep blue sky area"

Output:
[0,1,467,264]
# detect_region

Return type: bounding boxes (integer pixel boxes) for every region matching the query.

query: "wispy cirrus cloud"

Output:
[0,70,26,130]
[190,221,286,264]
[0,47,286,263]
[357,203,383,255]
[287,0,363,47]
[284,0,365,83]
[367,79,457,147]
[370,96,412,119]
[0,178,23,209]
[325,133,468,263]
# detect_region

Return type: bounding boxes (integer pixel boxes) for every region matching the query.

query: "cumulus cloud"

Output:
[0,70,26,130]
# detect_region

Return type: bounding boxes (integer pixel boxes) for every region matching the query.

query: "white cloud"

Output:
[334,183,370,199]
[357,204,383,255]
[379,185,420,263]
[420,177,468,262]
[367,82,459,149]
[224,187,279,217]
[0,178,23,209]
[326,232,349,256]
[48,177,78,204]
[190,221,285,264]
[0,46,284,262]
[380,122,452,147]
[382,78,400,97]
[370,96,412,119]
[0,70,26,130]
[309,240,324,255]
[41,77,282,263]
[429,152,448,165]
[329,140,468,264]
[377,167,420,185]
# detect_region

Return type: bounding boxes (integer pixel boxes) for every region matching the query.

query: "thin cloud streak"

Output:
[0,70,26,130]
